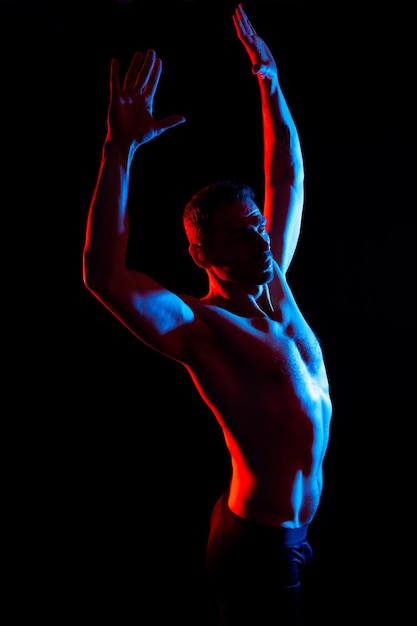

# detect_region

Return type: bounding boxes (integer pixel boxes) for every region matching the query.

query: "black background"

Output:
[3,1,416,623]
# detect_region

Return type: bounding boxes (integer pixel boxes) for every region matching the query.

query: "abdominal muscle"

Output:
[221,386,331,529]
[228,462,323,528]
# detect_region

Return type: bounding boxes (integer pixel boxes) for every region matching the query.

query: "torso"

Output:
[183,272,332,529]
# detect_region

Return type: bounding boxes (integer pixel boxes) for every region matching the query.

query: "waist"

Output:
[220,491,310,544]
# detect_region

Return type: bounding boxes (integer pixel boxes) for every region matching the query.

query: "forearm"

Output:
[83,140,135,290]
[260,78,304,190]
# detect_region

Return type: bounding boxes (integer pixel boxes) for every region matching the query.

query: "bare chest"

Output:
[225,312,324,377]
[194,306,326,394]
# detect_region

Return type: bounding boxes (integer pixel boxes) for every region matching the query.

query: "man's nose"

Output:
[254,231,269,251]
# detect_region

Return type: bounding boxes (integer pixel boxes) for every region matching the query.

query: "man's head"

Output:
[183,181,256,246]
[183,181,273,285]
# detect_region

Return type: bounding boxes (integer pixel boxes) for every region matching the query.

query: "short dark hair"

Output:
[183,180,255,245]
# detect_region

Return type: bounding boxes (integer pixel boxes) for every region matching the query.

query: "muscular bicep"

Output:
[88,268,199,362]
[264,182,304,274]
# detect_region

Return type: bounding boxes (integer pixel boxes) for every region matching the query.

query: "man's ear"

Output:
[189,243,212,269]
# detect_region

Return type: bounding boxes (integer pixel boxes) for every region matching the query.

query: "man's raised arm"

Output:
[83,49,185,294]
[232,4,304,274]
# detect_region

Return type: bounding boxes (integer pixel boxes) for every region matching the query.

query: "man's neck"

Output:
[201,284,275,319]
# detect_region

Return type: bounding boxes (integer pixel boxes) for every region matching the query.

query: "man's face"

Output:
[205,199,273,285]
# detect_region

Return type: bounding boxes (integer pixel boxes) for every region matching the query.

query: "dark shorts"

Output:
[206,492,313,626]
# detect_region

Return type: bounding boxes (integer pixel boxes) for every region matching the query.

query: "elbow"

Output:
[290,139,304,189]
[295,156,304,181]
[82,250,112,301]
[83,272,115,310]
[82,249,95,291]
[290,146,304,188]
[83,269,100,297]
[269,152,304,189]
[286,157,304,203]
[83,269,104,302]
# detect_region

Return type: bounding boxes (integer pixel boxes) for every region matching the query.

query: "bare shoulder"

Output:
[180,293,243,331]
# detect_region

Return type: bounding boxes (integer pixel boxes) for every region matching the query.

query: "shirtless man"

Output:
[83,4,332,625]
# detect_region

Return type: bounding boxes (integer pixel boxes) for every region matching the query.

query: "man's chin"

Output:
[251,270,274,286]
